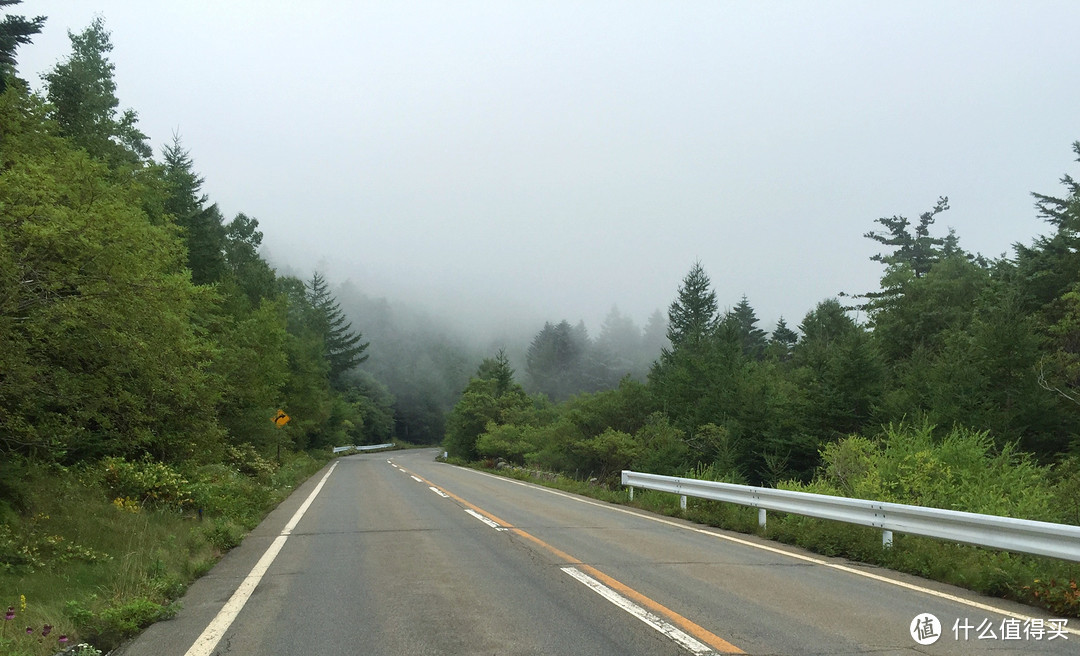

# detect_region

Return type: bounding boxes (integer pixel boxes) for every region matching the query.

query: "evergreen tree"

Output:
[0,0,45,93]
[767,317,798,361]
[666,261,718,349]
[476,348,516,397]
[727,295,768,360]
[306,272,369,388]
[526,320,586,401]
[640,309,669,368]
[160,136,227,284]
[865,196,950,279]
[42,17,151,166]
[1015,141,1080,312]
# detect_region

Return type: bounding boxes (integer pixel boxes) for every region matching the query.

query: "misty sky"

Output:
[15,1,1080,337]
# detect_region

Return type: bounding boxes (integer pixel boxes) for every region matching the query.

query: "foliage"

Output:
[306,272,369,389]
[665,261,718,348]
[41,16,150,166]
[99,459,193,511]
[0,1,44,93]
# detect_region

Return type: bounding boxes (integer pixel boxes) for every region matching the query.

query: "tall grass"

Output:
[0,451,329,655]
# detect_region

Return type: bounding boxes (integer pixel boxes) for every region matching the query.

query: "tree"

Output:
[1015,141,1080,312]
[444,353,531,460]
[223,212,277,307]
[0,0,45,93]
[42,16,151,166]
[0,89,223,462]
[160,135,227,284]
[526,320,588,401]
[767,317,798,361]
[640,309,669,370]
[666,261,718,348]
[306,272,369,388]
[727,295,768,360]
[865,196,950,279]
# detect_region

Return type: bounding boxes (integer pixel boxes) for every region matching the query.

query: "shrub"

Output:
[100,459,193,511]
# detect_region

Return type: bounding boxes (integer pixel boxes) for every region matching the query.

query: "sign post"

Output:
[272,409,291,462]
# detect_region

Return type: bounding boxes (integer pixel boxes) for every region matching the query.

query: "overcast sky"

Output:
[14,1,1080,337]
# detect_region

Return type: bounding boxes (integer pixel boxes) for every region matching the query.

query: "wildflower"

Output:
[41,623,51,636]
[59,635,68,645]
[26,626,32,635]
[18,595,25,612]
[4,606,13,620]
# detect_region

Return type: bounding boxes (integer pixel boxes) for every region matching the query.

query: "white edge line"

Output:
[461,466,1079,635]
[562,567,713,655]
[184,461,338,656]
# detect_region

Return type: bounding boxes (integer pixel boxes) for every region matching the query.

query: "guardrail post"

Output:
[628,486,634,501]
[758,508,767,530]
[882,529,893,549]
[680,495,687,510]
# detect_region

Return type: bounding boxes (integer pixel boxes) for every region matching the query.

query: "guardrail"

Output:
[621,470,1080,562]
[332,443,395,454]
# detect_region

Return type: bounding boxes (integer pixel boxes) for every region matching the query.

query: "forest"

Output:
[446,175,1080,488]
[2,3,1080,646]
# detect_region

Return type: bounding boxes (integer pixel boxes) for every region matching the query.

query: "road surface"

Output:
[116,448,1076,655]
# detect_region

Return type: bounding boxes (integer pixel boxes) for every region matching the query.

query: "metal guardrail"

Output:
[621,470,1080,562]
[332,443,395,454]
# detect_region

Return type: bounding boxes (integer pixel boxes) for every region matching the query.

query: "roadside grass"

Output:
[468,461,1080,619]
[0,451,330,655]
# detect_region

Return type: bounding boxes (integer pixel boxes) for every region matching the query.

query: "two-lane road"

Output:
[117,449,1075,655]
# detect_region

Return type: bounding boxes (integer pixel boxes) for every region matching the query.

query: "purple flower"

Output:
[58,635,68,645]
[41,623,52,636]
[4,606,13,621]
[25,626,33,635]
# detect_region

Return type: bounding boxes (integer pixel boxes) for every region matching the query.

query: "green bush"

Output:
[224,444,278,479]
[100,459,193,511]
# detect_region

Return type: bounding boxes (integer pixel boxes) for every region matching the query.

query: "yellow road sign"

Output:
[272,409,291,427]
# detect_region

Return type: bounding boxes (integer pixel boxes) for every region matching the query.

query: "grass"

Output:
[0,450,331,655]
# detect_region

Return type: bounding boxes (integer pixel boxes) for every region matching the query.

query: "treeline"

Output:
[0,15,394,479]
[522,309,668,401]
[447,152,1080,487]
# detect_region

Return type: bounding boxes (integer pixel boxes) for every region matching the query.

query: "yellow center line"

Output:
[399,465,744,654]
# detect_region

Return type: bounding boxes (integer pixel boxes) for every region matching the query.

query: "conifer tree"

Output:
[160,136,227,284]
[306,272,369,388]
[0,0,45,92]
[727,295,767,360]
[666,261,718,349]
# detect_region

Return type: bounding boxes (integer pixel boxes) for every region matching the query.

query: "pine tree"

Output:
[0,1,45,93]
[526,320,584,400]
[727,295,767,360]
[476,349,517,397]
[864,197,950,279]
[306,272,369,388]
[160,135,227,284]
[666,261,718,349]
[767,317,799,361]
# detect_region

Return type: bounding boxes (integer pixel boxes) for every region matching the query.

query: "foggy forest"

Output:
[3,5,1080,649]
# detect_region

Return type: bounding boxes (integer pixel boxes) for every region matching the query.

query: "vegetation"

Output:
[0,7,394,652]
[445,146,1080,615]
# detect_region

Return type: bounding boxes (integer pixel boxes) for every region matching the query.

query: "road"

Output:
[116,448,1076,655]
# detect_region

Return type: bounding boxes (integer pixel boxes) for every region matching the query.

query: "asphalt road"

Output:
[116,448,1076,655]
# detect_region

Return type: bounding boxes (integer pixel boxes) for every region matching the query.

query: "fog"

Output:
[17,1,1080,338]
